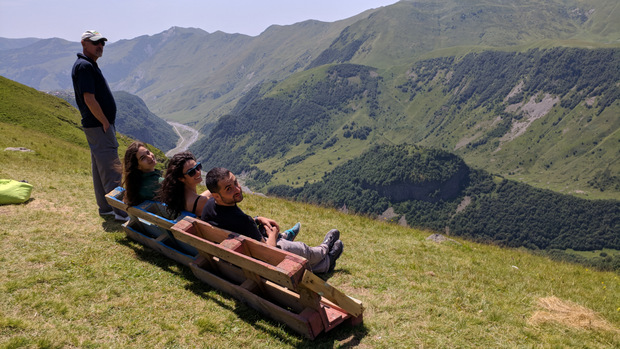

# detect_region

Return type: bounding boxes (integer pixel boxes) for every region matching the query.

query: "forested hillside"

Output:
[407,48,620,194]
[193,64,382,176]
[268,144,620,270]
[113,92,178,152]
[192,47,619,199]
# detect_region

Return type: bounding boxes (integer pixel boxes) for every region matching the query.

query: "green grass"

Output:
[1,74,618,348]
[1,120,619,348]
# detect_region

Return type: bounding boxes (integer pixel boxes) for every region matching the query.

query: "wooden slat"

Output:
[300,271,365,317]
[189,218,308,268]
[171,217,307,289]
[122,222,197,266]
[104,187,129,212]
[189,262,316,339]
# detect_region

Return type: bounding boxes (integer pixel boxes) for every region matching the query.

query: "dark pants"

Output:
[83,125,125,217]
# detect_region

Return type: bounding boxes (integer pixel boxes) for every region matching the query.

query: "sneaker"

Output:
[328,240,343,273]
[114,213,129,222]
[283,222,301,241]
[322,229,340,250]
[100,210,114,216]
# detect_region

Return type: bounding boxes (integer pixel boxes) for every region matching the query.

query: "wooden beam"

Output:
[301,271,364,317]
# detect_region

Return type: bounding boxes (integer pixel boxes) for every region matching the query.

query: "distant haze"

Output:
[0,0,398,42]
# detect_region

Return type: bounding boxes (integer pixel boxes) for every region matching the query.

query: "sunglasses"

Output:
[184,162,202,177]
[91,40,106,47]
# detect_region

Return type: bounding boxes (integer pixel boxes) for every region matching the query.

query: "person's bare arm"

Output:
[255,216,280,233]
[263,225,278,247]
[83,92,110,132]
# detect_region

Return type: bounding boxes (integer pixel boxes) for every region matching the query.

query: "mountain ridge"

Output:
[1,0,618,198]
[1,1,618,123]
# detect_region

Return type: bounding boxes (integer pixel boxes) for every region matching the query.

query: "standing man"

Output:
[72,30,127,221]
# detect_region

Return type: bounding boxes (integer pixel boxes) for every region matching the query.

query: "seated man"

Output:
[202,167,343,274]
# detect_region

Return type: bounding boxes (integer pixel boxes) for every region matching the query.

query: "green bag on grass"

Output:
[0,179,33,205]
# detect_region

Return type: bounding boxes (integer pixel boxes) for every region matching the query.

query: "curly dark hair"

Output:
[157,151,196,218]
[122,141,147,206]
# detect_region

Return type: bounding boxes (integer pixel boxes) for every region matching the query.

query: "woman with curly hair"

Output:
[157,151,211,218]
[159,152,300,240]
[122,141,162,206]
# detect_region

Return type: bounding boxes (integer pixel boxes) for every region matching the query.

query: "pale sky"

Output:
[0,0,399,42]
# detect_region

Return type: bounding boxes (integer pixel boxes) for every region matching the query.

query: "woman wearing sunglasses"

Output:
[158,151,212,217]
[159,151,301,240]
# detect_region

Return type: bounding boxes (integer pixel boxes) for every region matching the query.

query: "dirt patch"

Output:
[426,233,460,245]
[455,196,471,214]
[455,131,484,150]
[502,93,559,142]
[379,207,398,220]
[529,296,618,332]
[504,80,524,102]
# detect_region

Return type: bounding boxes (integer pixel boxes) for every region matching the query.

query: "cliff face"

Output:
[364,165,470,203]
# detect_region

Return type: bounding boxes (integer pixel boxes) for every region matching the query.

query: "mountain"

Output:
[113,92,178,152]
[0,13,372,126]
[0,38,80,91]
[310,0,620,68]
[0,76,168,164]
[4,1,616,125]
[1,0,619,198]
[192,49,619,199]
[0,37,41,50]
[53,90,179,153]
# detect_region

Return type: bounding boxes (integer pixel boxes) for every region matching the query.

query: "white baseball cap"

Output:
[81,30,107,42]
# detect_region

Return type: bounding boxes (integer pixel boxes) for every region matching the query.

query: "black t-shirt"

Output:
[71,53,117,128]
[201,197,263,241]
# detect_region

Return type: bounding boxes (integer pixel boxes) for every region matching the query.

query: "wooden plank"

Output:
[123,221,197,267]
[126,206,175,229]
[189,262,317,339]
[174,228,298,289]
[300,271,364,317]
[189,218,308,270]
[171,218,306,289]
[105,187,129,212]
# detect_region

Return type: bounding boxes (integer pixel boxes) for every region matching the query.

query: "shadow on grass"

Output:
[186,277,369,347]
[185,263,368,347]
[115,235,196,278]
[100,217,127,233]
[113,231,368,345]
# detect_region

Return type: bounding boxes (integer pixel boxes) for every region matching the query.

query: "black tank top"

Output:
[192,196,200,215]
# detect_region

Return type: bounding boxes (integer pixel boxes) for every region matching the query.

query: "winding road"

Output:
[165,121,200,157]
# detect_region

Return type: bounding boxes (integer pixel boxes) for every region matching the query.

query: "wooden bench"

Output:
[105,187,198,266]
[105,187,364,339]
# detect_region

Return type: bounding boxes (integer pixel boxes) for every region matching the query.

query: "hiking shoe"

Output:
[114,213,129,222]
[322,229,340,250]
[328,240,344,273]
[283,222,301,241]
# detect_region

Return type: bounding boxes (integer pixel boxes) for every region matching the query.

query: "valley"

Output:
[165,121,200,157]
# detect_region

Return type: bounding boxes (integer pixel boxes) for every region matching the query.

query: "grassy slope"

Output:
[1,79,618,347]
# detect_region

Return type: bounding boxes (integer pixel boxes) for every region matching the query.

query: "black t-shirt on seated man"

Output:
[201,197,263,241]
